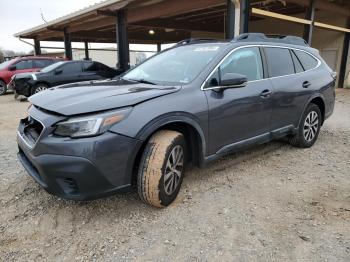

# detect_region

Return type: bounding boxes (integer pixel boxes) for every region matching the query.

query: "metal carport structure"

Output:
[14,0,350,87]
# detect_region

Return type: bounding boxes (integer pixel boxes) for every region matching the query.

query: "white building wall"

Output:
[72,49,155,68]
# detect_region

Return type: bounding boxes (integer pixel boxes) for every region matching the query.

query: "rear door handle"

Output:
[260,89,272,98]
[302,81,311,88]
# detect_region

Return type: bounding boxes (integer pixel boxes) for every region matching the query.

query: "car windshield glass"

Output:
[40,61,66,73]
[0,60,14,70]
[123,44,225,85]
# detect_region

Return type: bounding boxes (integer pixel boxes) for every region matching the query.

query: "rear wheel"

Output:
[32,84,48,95]
[0,80,7,95]
[137,130,186,208]
[289,103,322,148]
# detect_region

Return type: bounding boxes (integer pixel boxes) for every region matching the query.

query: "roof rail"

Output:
[232,33,309,46]
[175,38,218,46]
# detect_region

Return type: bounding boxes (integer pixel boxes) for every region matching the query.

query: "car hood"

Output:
[29,79,181,116]
[15,71,43,79]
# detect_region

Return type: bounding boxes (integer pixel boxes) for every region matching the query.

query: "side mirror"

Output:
[220,73,248,88]
[55,69,63,75]
[8,65,16,71]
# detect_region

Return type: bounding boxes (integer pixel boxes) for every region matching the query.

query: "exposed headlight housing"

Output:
[53,107,132,138]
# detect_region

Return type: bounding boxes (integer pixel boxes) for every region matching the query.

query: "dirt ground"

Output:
[0,89,349,261]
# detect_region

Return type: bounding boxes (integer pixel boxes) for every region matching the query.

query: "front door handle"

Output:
[260,89,272,98]
[302,81,311,88]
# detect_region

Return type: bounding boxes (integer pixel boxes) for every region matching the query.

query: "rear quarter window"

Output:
[264,47,295,77]
[294,50,319,71]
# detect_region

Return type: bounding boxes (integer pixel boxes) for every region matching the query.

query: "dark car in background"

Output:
[0,56,64,95]
[12,60,118,97]
[17,34,335,208]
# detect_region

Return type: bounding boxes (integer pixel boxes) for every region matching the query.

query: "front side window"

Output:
[61,62,83,74]
[205,47,264,89]
[220,47,264,81]
[265,47,295,77]
[40,61,66,73]
[123,44,225,85]
[294,50,318,71]
[15,60,33,70]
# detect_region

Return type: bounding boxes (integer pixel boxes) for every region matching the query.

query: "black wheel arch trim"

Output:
[135,112,207,165]
[298,93,326,127]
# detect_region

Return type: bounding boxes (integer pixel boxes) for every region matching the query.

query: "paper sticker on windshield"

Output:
[194,46,220,52]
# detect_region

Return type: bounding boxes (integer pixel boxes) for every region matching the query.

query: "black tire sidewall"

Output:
[298,104,322,147]
[0,80,7,95]
[158,135,186,206]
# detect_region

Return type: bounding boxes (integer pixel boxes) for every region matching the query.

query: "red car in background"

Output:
[0,57,64,95]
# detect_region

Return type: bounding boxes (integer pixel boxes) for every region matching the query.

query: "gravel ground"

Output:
[0,89,349,261]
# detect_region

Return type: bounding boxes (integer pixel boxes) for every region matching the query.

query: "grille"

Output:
[23,116,44,145]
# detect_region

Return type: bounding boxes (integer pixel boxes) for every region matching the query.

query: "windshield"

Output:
[40,61,66,73]
[123,44,225,85]
[0,60,15,70]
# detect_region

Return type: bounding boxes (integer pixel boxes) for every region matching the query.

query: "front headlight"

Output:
[53,107,132,138]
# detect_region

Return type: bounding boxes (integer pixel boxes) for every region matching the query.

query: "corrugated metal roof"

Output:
[14,0,131,38]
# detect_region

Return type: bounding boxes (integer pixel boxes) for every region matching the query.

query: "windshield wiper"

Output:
[126,78,157,85]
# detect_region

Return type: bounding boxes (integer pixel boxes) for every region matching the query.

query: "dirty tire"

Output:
[0,80,7,96]
[137,130,186,208]
[289,103,322,148]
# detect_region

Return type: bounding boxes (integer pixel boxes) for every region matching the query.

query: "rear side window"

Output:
[60,62,83,74]
[294,50,318,71]
[84,62,100,72]
[291,51,304,73]
[15,60,33,70]
[265,47,295,77]
[34,59,54,68]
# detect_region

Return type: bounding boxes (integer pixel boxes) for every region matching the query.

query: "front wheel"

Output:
[0,80,7,95]
[137,130,186,208]
[289,103,322,148]
[31,84,48,95]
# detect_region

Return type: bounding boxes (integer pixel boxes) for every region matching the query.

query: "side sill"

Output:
[201,125,295,167]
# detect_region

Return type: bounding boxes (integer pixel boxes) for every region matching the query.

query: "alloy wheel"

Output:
[303,111,319,142]
[164,145,184,195]
[35,86,47,94]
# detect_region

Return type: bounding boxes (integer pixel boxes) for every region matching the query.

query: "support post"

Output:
[303,0,316,45]
[338,19,350,88]
[157,43,162,52]
[116,9,130,71]
[63,29,72,60]
[84,41,90,60]
[34,39,41,56]
[240,0,250,34]
[226,0,235,39]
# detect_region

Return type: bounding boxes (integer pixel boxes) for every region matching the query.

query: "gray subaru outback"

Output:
[17,33,335,207]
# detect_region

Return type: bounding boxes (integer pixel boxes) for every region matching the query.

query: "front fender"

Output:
[135,112,207,161]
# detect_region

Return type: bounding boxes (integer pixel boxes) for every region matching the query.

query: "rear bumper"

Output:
[17,130,142,200]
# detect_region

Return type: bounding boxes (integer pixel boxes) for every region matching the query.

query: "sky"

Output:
[0,0,111,52]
